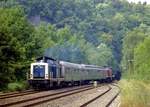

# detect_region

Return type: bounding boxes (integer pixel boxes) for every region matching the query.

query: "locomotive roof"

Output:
[36,56,56,62]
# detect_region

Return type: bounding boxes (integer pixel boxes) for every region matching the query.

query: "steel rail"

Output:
[80,85,111,107]
[0,85,92,107]
[80,84,121,107]
[24,86,95,107]
[105,84,121,107]
[0,90,38,99]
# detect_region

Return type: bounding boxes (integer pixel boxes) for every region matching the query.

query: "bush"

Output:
[7,81,28,91]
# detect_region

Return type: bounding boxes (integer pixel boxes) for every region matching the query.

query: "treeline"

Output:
[1,0,150,90]
[17,0,150,71]
[19,0,150,80]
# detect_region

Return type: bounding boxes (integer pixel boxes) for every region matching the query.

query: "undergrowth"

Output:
[119,79,150,107]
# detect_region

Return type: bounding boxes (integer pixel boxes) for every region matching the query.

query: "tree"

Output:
[31,22,56,58]
[84,43,114,66]
[98,33,113,47]
[0,7,34,88]
[134,36,150,80]
[121,26,148,73]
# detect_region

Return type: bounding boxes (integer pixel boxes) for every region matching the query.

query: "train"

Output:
[28,56,114,89]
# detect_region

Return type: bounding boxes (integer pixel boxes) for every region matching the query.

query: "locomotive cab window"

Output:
[33,65,45,78]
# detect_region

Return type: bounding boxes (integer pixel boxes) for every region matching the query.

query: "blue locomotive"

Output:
[28,56,113,89]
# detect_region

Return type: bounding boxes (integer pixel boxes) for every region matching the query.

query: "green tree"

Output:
[134,36,150,81]
[121,26,148,74]
[0,7,34,88]
[31,22,56,58]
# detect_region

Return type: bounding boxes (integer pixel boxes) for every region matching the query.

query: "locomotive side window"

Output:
[48,65,52,78]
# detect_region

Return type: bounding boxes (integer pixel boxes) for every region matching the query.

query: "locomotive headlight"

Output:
[45,74,48,79]
[30,74,33,79]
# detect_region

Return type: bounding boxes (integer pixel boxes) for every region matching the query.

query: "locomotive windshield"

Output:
[33,65,45,78]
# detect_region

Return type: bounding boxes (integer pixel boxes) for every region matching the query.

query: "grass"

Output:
[119,79,150,107]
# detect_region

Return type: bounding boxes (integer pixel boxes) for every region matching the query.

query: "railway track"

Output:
[80,83,121,107]
[106,84,121,107]
[0,85,95,107]
[0,90,38,99]
[0,84,120,107]
[80,86,112,107]
[0,89,33,96]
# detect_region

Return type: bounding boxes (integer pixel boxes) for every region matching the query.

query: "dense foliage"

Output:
[0,7,34,88]
[17,0,150,69]
[134,36,150,80]
[1,0,150,90]
[121,24,150,81]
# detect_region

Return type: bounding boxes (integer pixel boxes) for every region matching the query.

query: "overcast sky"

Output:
[127,0,150,4]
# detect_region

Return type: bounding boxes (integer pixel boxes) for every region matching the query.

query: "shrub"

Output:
[7,81,28,91]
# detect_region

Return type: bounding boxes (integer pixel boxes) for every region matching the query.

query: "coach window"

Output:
[48,65,52,78]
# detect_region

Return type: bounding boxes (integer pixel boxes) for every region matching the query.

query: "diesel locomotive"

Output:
[28,56,113,89]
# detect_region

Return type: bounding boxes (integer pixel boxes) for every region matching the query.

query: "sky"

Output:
[127,0,150,4]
